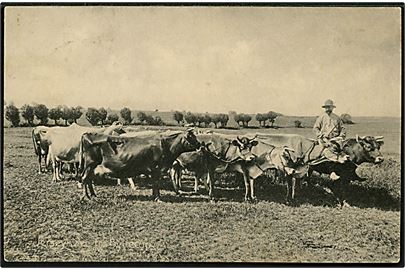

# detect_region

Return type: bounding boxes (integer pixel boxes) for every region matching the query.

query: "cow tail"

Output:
[32,129,39,156]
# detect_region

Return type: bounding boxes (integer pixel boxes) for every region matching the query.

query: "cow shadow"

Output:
[254,176,401,211]
[326,181,400,211]
[251,179,339,207]
[204,176,400,211]
[93,174,400,211]
[122,193,210,203]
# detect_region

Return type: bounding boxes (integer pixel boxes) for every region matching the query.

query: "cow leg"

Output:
[291,177,297,204]
[38,154,42,174]
[58,162,62,175]
[242,172,251,202]
[194,176,199,193]
[128,177,137,193]
[169,167,180,195]
[81,168,89,199]
[43,154,49,173]
[58,162,64,180]
[285,175,292,204]
[52,159,58,182]
[332,179,350,208]
[88,180,97,197]
[117,178,122,186]
[74,163,79,179]
[81,167,95,199]
[202,174,210,193]
[54,162,61,180]
[178,171,182,190]
[76,163,84,188]
[249,177,257,202]
[151,170,161,202]
[207,171,215,201]
[82,182,89,199]
[58,162,63,177]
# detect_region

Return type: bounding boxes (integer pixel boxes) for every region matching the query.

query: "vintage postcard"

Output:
[2,3,402,265]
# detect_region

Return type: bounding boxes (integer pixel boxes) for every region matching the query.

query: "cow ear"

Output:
[251,141,258,146]
[377,141,384,146]
[231,140,240,146]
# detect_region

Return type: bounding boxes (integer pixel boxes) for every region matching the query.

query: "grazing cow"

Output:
[32,126,52,174]
[248,133,384,206]
[79,129,200,200]
[45,122,124,182]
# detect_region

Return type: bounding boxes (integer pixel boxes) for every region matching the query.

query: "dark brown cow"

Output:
[248,133,384,206]
[308,135,384,206]
[79,129,200,200]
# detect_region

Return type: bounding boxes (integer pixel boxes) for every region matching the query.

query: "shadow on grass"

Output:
[333,183,400,211]
[122,194,210,203]
[92,174,400,210]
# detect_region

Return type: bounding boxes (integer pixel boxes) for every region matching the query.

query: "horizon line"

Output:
[4,101,401,119]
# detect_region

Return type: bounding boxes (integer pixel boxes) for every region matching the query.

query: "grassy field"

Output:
[2,123,402,263]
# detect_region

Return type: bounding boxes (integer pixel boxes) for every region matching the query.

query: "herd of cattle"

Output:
[31,121,385,206]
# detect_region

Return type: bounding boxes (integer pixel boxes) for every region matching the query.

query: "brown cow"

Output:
[79,129,200,201]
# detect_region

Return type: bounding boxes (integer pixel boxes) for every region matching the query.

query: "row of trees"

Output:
[5,103,353,128]
[5,104,84,127]
[173,111,229,128]
[4,104,131,127]
[77,107,133,126]
[255,111,280,127]
[137,112,165,126]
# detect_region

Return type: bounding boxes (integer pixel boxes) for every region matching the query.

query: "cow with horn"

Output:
[247,132,385,206]
[79,128,201,201]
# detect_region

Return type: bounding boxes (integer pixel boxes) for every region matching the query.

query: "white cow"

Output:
[45,122,124,182]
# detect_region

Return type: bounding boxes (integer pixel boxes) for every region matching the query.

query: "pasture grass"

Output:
[2,127,401,263]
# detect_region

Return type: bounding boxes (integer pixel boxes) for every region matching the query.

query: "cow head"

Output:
[197,141,212,151]
[231,135,259,161]
[267,146,297,175]
[168,128,201,156]
[104,121,125,135]
[347,135,384,164]
[184,128,201,149]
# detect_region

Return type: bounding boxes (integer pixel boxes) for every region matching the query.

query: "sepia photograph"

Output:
[2,3,403,265]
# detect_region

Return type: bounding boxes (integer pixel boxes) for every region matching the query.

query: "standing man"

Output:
[313,99,348,163]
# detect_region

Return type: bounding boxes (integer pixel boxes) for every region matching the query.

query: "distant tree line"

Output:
[255,111,280,128]
[172,111,229,128]
[4,103,355,129]
[137,111,165,126]
[4,104,122,127]
[5,103,84,127]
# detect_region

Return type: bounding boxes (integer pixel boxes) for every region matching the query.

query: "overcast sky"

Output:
[4,6,401,116]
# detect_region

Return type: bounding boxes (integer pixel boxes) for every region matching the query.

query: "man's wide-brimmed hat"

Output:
[322,99,336,108]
